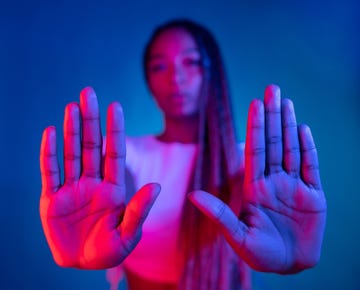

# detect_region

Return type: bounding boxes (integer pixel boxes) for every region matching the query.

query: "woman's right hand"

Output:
[40,87,160,269]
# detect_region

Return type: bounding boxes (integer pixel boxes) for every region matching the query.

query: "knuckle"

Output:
[267,135,282,144]
[82,141,101,150]
[245,147,265,156]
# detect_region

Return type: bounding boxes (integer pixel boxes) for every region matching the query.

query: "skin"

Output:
[189,86,327,273]
[40,89,161,269]
[40,27,326,288]
[147,28,203,144]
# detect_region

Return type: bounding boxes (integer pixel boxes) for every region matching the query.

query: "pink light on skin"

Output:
[39,18,328,288]
[147,28,204,120]
[39,87,161,270]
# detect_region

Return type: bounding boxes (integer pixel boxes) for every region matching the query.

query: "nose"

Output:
[168,63,185,86]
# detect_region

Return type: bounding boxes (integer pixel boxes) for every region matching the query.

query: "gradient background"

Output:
[1,0,359,289]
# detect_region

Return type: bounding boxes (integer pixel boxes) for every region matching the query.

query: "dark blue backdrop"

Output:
[1,1,359,289]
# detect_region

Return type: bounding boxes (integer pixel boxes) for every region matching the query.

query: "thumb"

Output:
[119,183,161,253]
[188,190,247,248]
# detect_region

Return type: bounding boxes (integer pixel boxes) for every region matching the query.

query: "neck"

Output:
[157,115,199,144]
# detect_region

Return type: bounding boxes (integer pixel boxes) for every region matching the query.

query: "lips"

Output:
[169,92,186,98]
[168,92,189,104]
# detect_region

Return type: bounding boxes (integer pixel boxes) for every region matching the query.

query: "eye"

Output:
[183,58,202,67]
[148,62,167,73]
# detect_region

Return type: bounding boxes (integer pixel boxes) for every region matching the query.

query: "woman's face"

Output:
[146,28,204,119]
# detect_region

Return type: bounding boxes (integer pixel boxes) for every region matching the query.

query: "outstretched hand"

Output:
[189,85,327,273]
[40,87,160,269]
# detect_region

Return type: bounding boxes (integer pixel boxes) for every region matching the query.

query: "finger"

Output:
[104,102,125,186]
[80,87,102,178]
[264,85,283,174]
[120,183,161,252]
[281,98,300,176]
[188,190,247,248]
[64,103,81,183]
[245,99,265,182]
[40,126,60,194]
[299,125,322,190]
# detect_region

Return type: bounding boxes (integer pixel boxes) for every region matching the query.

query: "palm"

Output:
[242,172,326,273]
[40,88,159,269]
[189,85,326,273]
[41,178,124,268]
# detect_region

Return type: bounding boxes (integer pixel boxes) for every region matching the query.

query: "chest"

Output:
[129,143,197,231]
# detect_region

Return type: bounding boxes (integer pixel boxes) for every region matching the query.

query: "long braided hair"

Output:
[143,19,251,290]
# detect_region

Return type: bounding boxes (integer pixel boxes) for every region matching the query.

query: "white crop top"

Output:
[123,135,199,283]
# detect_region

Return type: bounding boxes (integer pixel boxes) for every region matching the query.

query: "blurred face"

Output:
[146,28,204,119]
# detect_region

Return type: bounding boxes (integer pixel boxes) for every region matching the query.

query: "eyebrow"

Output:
[148,47,201,60]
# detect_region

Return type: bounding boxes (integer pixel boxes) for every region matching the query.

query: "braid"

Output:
[143,18,250,290]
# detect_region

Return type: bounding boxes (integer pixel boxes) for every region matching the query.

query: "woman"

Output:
[39,19,327,290]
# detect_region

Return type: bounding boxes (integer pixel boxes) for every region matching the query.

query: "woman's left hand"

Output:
[188,85,327,274]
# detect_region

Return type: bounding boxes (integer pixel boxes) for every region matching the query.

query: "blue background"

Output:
[0,0,359,289]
